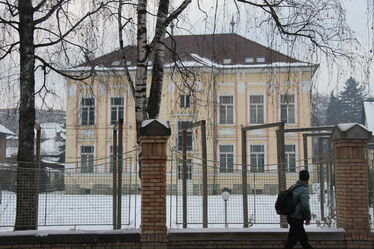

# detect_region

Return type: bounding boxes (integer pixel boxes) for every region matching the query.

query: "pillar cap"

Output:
[140,119,171,136]
[332,123,372,140]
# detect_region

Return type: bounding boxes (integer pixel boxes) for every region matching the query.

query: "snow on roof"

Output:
[141,119,169,129]
[40,122,64,129]
[336,123,368,132]
[68,57,314,73]
[6,134,17,140]
[41,138,64,156]
[0,124,15,135]
[186,53,313,69]
[40,122,64,139]
[42,157,60,163]
[364,101,374,132]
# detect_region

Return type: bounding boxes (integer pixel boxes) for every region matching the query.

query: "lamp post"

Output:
[221,188,231,228]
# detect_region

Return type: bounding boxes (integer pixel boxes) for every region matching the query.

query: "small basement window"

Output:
[256,57,265,63]
[112,60,121,66]
[223,58,232,64]
[245,57,254,63]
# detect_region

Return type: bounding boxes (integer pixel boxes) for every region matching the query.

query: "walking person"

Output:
[284,170,314,249]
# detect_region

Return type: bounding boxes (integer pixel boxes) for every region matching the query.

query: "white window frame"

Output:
[280,94,296,124]
[177,121,193,151]
[110,97,124,125]
[223,58,232,64]
[112,60,121,66]
[219,95,234,125]
[81,97,95,126]
[249,95,265,124]
[245,57,254,63]
[256,57,266,63]
[219,144,234,173]
[177,158,193,180]
[80,145,95,173]
[249,144,265,172]
[285,144,297,172]
[180,94,191,108]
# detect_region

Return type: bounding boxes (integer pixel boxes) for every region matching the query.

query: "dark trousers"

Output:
[284,217,313,249]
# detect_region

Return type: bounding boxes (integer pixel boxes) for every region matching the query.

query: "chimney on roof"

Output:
[230,16,235,33]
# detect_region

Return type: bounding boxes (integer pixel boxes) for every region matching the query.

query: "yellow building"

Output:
[64,33,318,194]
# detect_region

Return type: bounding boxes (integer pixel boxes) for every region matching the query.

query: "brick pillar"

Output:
[140,120,171,249]
[332,123,372,235]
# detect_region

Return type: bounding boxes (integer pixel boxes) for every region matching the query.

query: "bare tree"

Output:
[129,0,354,124]
[0,0,109,230]
[235,0,354,58]
[119,0,192,125]
[112,0,191,178]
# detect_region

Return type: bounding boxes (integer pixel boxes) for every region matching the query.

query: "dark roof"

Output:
[82,33,301,68]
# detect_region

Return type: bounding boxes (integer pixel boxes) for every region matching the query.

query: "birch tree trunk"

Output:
[15,0,37,230]
[147,0,169,119]
[132,0,192,179]
[135,0,148,127]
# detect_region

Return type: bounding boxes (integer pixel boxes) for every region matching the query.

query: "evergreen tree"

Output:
[326,91,341,125]
[338,77,366,123]
[312,92,329,126]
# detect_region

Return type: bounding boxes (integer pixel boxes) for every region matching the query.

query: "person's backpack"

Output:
[275,185,301,215]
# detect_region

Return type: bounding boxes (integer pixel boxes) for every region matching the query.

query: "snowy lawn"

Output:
[1,191,370,231]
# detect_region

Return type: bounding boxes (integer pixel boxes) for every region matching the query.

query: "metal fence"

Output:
[169,150,337,228]
[369,147,374,229]
[3,148,373,230]
[0,150,140,229]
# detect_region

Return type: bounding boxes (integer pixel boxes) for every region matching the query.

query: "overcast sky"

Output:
[42,0,374,110]
[79,0,374,98]
[328,0,373,95]
[171,0,374,96]
[1,0,372,110]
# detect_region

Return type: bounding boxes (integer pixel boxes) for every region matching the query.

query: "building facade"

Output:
[64,34,317,194]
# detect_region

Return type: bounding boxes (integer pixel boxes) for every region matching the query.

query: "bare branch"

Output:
[122,55,136,97]
[0,41,19,60]
[236,0,284,7]
[148,0,191,52]
[35,2,105,48]
[237,0,355,58]
[0,0,18,16]
[118,0,124,49]
[34,65,47,95]
[35,55,94,81]
[33,0,48,11]
[118,0,135,97]
[0,12,19,30]
[34,0,65,25]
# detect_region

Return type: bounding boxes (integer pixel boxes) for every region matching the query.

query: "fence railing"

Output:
[169,150,337,228]
[0,151,140,229]
[4,148,371,229]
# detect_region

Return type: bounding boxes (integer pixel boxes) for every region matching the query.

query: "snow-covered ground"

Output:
[0,191,371,231]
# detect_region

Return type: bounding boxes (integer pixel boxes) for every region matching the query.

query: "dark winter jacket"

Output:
[288,181,311,220]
